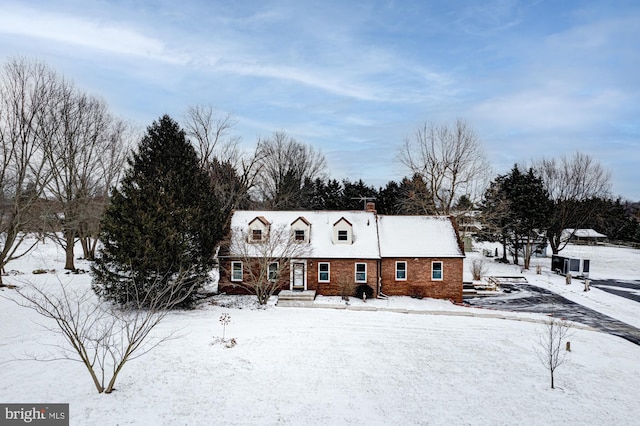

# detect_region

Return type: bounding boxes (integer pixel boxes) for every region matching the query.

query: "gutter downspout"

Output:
[374,212,388,299]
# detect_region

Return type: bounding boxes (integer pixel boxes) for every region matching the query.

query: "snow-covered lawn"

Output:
[1,238,639,425]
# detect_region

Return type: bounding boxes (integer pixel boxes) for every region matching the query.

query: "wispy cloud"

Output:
[0,5,180,63]
[1,0,638,198]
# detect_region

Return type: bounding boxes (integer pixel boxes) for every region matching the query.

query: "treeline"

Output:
[2,56,640,287]
[478,163,640,269]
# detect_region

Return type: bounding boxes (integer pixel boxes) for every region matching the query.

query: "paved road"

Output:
[591,279,640,303]
[466,282,640,346]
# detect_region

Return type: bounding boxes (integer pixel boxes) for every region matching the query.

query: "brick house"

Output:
[219,205,465,303]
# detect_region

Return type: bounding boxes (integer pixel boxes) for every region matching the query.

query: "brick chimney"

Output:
[365,202,376,213]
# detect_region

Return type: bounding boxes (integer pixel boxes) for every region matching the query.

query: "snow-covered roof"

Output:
[563,229,608,239]
[229,211,464,259]
[378,215,464,258]
[230,210,379,259]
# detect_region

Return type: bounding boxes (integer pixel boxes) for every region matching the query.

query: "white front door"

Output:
[291,262,305,290]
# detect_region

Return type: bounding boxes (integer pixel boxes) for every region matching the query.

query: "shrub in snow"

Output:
[470,259,487,281]
[337,275,356,301]
[356,284,374,300]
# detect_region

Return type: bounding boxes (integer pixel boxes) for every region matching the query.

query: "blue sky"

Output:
[1,0,639,199]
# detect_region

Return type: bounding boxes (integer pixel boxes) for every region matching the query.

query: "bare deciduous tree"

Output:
[183,105,262,226]
[398,119,491,215]
[76,118,129,261]
[255,131,327,209]
[43,83,128,269]
[0,58,59,284]
[535,317,572,389]
[226,224,312,305]
[534,152,612,254]
[5,271,197,394]
[184,104,242,169]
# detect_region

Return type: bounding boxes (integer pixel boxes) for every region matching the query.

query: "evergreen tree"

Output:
[340,179,378,210]
[502,166,552,268]
[92,115,223,307]
[377,180,402,215]
[480,166,552,267]
[398,174,437,215]
[478,174,511,261]
[581,197,639,242]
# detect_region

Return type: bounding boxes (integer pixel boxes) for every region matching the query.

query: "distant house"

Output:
[219,204,465,303]
[562,229,608,245]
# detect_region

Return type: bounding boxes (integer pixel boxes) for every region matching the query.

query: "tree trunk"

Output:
[501,237,508,262]
[80,236,97,261]
[524,235,532,269]
[64,230,75,270]
[512,239,520,265]
[548,230,560,255]
[80,237,89,260]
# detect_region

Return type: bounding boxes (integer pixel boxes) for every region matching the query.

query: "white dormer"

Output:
[291,216,311,243]
[332,217,353,244]
[248,216,270,242]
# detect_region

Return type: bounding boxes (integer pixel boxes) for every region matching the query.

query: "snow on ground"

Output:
[1,236,639,425]
[468,241,640,329]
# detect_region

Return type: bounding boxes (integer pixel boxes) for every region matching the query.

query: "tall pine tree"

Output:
[480,165,552,268]
[92,115,223,307]
[502,166,552,268]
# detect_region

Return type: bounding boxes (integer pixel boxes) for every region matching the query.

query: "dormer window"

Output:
[291,216,311,243]
[248,216,270,243]
[332,217,353,244]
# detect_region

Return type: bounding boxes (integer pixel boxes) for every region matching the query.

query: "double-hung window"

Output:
[396,261,407,280]
[294,230,305,241]
[355,263,367,283]
[252,229,262,241]
[338,230,348,241]
[432,261,443,281]
[318,262,330,282]
[231,261,243,281]
[268,262,279,281]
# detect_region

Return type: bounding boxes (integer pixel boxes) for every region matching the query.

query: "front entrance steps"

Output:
[277,290,317,307]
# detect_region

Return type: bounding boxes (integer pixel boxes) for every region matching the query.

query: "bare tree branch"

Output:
[224,224,312,305]
[533,151,612,254]
[398,119,491,215]
[183,104,242,169]
[535,317,573,389]
[254,131,327,209]
[0,57,59,283]
[2,271,197,394]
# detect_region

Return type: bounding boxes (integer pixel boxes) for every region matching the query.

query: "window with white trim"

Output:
[318,262,330,282]
[231,261,243,281]
[338,230,348,241]
[268,262,279,281]
[252,229,262,241]
[294,230,305,241]
[396,261,407,280]
[432,261,443,280]
[355,263,367,283]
